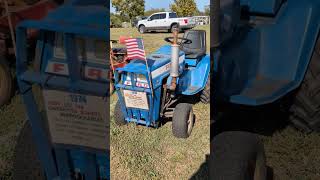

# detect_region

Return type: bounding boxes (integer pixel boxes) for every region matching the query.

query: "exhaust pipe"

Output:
[170,29,180,91]
[212,0,221,48]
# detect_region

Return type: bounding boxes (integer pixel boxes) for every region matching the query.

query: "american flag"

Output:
[124,38,146,61]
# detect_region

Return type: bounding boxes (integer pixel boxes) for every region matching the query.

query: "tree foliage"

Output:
[112,0,145,22]
[204,5,210,16]
[170,0,198,17]
[110,13,125,28]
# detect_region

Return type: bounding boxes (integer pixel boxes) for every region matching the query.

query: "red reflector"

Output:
[184,19,188,24]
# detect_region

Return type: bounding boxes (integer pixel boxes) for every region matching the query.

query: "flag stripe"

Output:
[125,38,146,61]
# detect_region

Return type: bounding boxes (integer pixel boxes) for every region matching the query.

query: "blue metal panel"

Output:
[240,0,283,14]
[16,27,59,179]
[217,0,320,105]
[178,55,210,95]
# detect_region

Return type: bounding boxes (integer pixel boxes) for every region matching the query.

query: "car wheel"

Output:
[139,25,146,34]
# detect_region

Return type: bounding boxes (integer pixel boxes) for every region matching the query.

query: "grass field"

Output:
[110,25,210,179]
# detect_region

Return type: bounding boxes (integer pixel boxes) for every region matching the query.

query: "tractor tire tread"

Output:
[0,58,13,107]
[114,100,127,126]
[12,120,46,180]
[290,36,320,132]
[200,77,210,104]
[172,103,193,138]
[210,131,267,180]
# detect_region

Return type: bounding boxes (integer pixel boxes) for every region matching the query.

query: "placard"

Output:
[43,90,109,150]
[123,90,149,110]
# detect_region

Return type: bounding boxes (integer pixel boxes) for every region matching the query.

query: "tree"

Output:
[112,0,145,23]
[170,0,198,17]
[110,13,124,28]
[144,8,166,16]
[204,5,210,16]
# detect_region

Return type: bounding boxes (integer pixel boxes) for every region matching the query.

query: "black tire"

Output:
[0,58,13,107]
[171,24,180,33]
[139,25,146,34]
[172,103,194,138]
[289,36,320,132]
[210,131,267,180]
[12,120,46,180]
[200,76,210,104]
[114,100,127,125]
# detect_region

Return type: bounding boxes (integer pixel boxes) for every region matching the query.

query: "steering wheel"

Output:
[164,37,192,45]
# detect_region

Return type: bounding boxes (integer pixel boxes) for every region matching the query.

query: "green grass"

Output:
[110,26,210,179]
[0,95,26,179]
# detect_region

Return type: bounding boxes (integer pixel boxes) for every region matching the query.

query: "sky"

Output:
[110,0,209,13]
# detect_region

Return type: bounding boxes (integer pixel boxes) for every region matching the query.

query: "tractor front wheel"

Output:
[0,58,13,107]
[172,103,194,138]
[290,37,320,132]
[114,100,127,125]
[12,120,46,180]
[210,131,267,180]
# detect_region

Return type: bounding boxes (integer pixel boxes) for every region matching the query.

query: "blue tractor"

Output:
[113,29,210,138]
[12,0,109,179]
[211,0,320,179]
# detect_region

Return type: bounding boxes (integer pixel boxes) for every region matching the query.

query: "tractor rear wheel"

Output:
[12,120,46,180]
[114,100,127,125]
[172,103,194,138]
[200,76,210,104]
[290,37,320,132]
[210,131,267,180]
[0,57,13,107]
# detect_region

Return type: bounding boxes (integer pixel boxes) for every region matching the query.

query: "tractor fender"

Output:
[178,55,210,95]
[217,0,320,106]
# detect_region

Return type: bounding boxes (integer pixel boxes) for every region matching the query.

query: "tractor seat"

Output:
[180,30,206,60]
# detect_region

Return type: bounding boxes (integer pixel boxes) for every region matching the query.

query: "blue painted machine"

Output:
[213,0,320,131]
[114,29,210,138]
[13,0,109,179]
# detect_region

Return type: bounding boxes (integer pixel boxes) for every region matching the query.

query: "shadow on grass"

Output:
[189,154,209,180]
[211,103,291,138]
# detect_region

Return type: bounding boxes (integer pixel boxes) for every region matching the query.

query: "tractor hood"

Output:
[16,1,108,39]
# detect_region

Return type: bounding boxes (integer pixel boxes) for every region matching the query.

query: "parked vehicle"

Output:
[137,12,196,33]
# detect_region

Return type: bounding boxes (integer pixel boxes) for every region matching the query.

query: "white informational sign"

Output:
[43,90,109,150]
[123,90,149,110]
